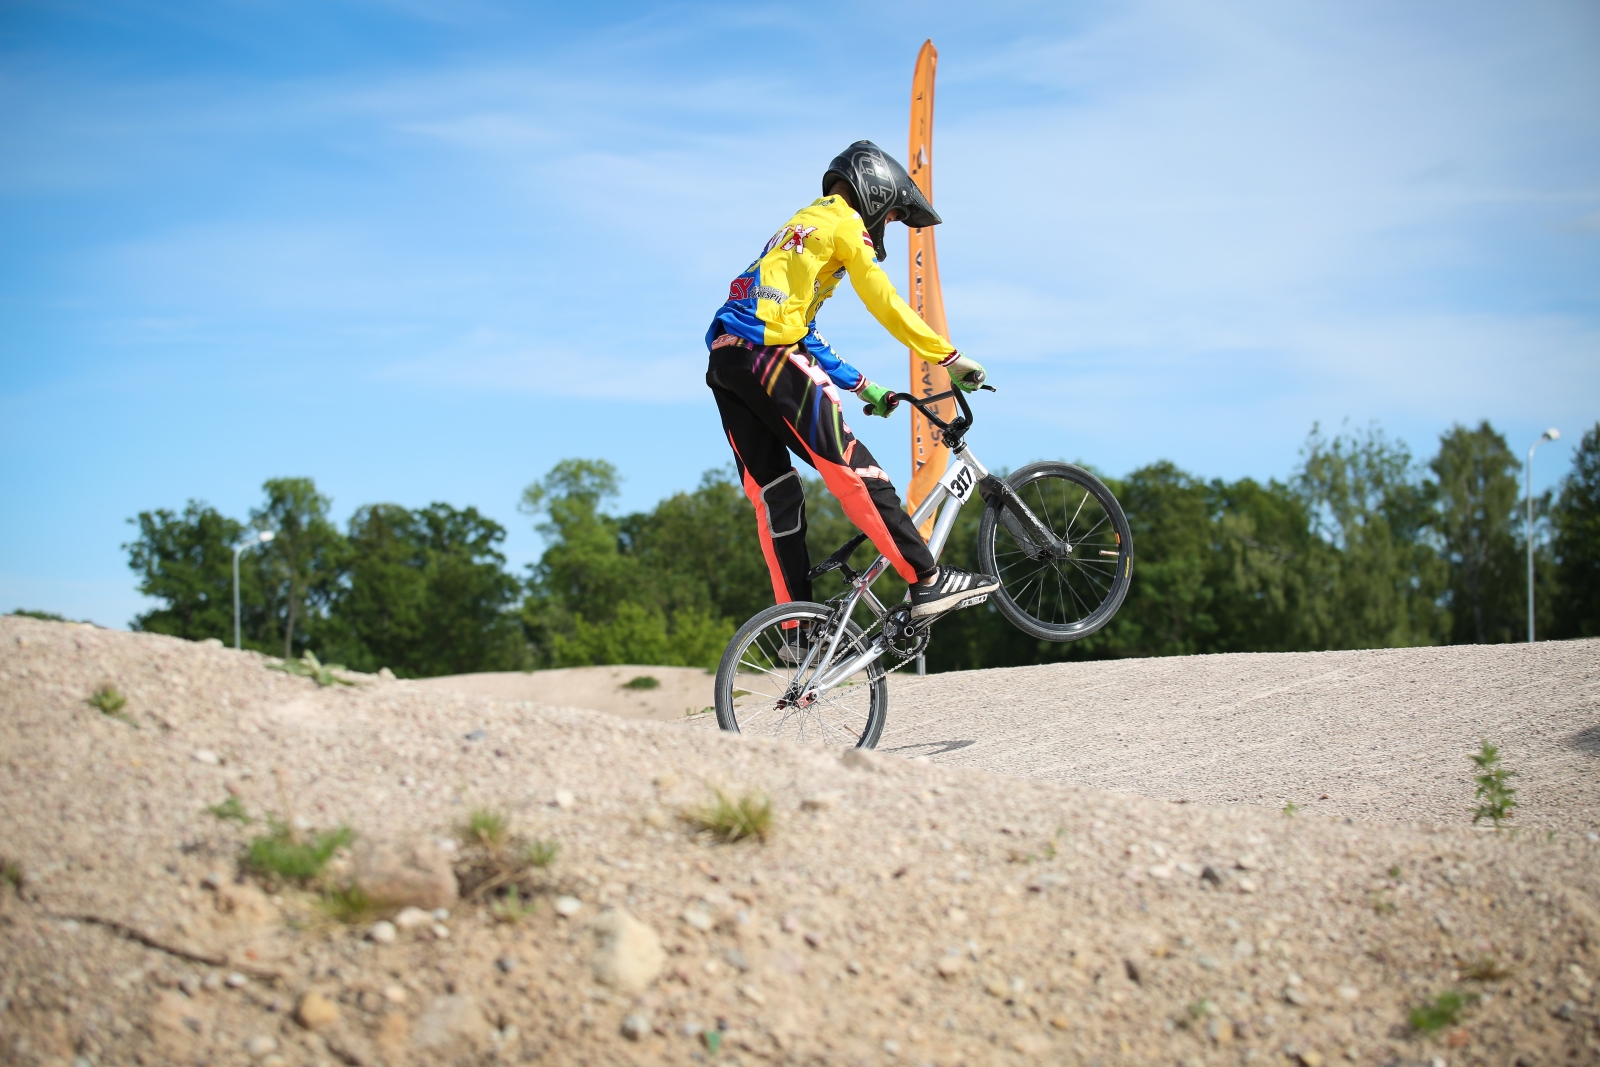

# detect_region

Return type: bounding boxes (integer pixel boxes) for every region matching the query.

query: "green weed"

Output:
[206,796,252,824]
[243,821,352,882]
[523,839,560,868]
[1408,990,1474,1034]
[622,675,660,690]
[269,651,355,688]
[1388,864,1402,879]
[1282,800,1300,818]
[1469,740,1517,827]
[318,884,378,924]
[683,788,773,844]
[463,808,510,851]
[87,684,130,717]
[490,885,538,923]
[2,857,21,890]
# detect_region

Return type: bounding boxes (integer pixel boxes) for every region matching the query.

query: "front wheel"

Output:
[713,601,887,749]
[977,461,1133,642]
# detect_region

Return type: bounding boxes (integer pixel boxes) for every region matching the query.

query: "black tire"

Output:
[713,601,887,749]
[976,461,1133,642]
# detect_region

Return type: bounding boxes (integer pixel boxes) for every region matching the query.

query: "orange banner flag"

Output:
[906,39,954,537]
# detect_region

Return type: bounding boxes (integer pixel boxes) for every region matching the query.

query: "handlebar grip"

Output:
[862,404,874,417]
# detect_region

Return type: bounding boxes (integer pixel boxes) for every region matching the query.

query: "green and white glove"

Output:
[940,351,988,392]
[859,381,900,418]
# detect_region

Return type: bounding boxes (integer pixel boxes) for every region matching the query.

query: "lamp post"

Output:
[234,530,275,650]
[1526,428,1560,643]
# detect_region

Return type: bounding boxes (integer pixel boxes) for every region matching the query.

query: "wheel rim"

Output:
[724,613,881,746]
[991,472,1125,632]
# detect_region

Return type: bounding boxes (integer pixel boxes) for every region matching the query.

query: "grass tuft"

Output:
[490,885,538,923]
[1469,739,1517,828]
[243,821,352,882]
[87,684,136,726]
[1,857,22,890]
[683,788,774,844]
[523,839,560,868]
[1408,990,1475,1034]
[269,651,356,688]
[622,675,660,690]
[463,808,510,851]
[318,884,378,924]
[1281,800,1300,818]
[206,796,252,823]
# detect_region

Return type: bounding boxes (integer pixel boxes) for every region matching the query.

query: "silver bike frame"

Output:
[798,441,992,694]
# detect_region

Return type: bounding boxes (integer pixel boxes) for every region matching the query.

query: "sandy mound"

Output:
[414,665,714,725]
[2,615,1598,1067]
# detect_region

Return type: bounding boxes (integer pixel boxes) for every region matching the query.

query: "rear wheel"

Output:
[713,601,887,749]
[976,461,1133,641]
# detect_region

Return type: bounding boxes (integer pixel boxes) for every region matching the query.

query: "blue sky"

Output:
[2,0,1596,627]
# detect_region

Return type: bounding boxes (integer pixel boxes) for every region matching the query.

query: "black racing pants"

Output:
[707,339,937,605]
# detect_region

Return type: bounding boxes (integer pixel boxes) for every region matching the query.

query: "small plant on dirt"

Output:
[1281,800,1300,818]
[1408,990,1475,1034]
[1388,864,1403,879]
[1469,739,1517,827]
[244,821,353,883]
[269,651,355,688]
[683,788,773,844]
[463,808,510,851]
[318,884,377,924]
[524,839,560,868]
[86,684,136,725]
[206,796,252,823]
[622,675,660,690]
[1,857,22,891]
[490,885,538,924]
[1369,890,1396,915]
[685,706,715,718]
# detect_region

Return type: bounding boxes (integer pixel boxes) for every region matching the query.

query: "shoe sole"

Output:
[910,585,997,619]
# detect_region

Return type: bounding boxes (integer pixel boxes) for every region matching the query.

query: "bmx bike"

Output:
[712,383,1134,748]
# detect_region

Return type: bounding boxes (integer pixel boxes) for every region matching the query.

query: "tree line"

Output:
[121,420,1600,677]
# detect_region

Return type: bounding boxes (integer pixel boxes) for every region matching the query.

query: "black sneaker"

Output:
[909,566,999,619]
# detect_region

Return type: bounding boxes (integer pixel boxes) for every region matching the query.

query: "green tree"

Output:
[1294,424,1448,648]
[329,503,528,676]
[1552,422,1600,638]
[1431,422,1523,644]
[520,460,740,668]
[124,501,248,639]
[249,478,346,658]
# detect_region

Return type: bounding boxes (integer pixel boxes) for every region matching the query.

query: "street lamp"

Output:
[234,530,275,650]
[1527,428,1560,643]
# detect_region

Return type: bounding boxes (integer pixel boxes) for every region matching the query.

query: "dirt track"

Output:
[881,641,1600,833]
[3,617,1598,1067]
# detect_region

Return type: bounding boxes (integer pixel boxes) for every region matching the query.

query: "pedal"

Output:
[954,593,989,610]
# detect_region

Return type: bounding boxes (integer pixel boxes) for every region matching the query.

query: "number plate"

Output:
[938,460,977,504]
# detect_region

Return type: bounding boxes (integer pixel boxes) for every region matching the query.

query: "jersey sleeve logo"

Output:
[779,225,818,253]
[861,230,874,248]
[728,276,752,301]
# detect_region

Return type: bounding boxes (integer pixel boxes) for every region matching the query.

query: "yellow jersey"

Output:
[707,195,957,389]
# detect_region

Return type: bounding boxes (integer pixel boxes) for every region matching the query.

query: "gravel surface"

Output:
[881,641,1600,833]
[3,615,1598,1067]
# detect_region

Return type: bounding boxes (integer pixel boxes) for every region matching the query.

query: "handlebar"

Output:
[863,382,996,432]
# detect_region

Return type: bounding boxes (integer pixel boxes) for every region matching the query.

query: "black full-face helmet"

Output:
[821,140,941,262]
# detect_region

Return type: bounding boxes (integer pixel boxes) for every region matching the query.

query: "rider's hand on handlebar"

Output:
[858,381,900,418]
[941,352,988,393]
